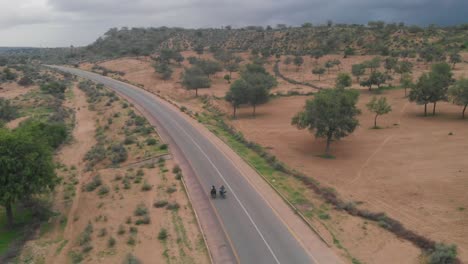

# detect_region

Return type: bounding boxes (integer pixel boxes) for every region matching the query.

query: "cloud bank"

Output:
[0,0,467,47]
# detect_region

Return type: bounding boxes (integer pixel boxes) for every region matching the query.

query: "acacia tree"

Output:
[325,60,334,74]
[292,88,360,156]
[311,49,324,64]
[312,67,326,81]
[0,130,57,227]
[400,73,413,97]
[366,96,392,128]
[194,59,222,78]
[293,56,304,71]
[351,64,365,82]
[336,73,352,89]
[248,85,269,117]
[181,66,211,96]
[384,57,398,73]
[395,61,413,81]
[449,52,462,69]
[448,78,468,118]
[429,63,453,115]
[409,73,433,116]
[360,71,386,91]
[153,62,173,80]
[225,79,249,118]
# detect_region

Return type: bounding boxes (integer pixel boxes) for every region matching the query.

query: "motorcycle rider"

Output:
[219,185,226,197]
[210,185,216,198]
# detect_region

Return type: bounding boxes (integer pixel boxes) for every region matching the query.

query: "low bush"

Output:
[107,237,116,247]
[166,202,180,211]
[84,175,102,192]
[135,215,151,225]
[153,200,168,208]
[0,98,18,122]
[428,243,457,264]
[141,182,152,191]
[98,185,110,196]
[134,203,148,216]
[110,143,128,164]
[158,228,168,240]
[159,144,168,150]
[117,225,126,235]
[146,138,158,145]
[172,165,181,174]
[123,253,141,264]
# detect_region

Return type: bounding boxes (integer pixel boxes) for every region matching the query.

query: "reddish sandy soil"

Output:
[16,82,208,263]
[227,90,468,261]
[0,82,35,99]
[80,52,468,262]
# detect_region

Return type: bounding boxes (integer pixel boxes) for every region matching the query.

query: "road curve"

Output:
[51,66,333,264]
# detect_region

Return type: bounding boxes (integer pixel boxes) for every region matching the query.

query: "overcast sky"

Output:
[1,0,467,47]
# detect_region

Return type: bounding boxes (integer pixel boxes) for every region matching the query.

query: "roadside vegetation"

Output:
[2,20,468,264]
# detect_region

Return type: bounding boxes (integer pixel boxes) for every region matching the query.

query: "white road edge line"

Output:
[167,113,282,264]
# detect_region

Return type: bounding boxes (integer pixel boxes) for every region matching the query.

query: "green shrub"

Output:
[98,185,110,196]
[134,203,148,216]
[84,175,102,192]
[130,226,138,234]
[107,237,116,247]
[153,200,168,208]
[135,215,151,225]
[159,144,168,150]
[77,222,93,246]
[0,98,18,122]
[166,203,180,211]
[127,236,136,246]
[146,138,157,145]
[124,136,136,145]
[158,228,168,240]
[166,186,177,194]
[117,225,126,235]
[123,253,141,264]
[110,143,128,164]
[429,243,457,264]
[141,182,152,191]
[172,165,181,174]
[69,251,84,264]
[98,228,107,237]
[16,120,68,149]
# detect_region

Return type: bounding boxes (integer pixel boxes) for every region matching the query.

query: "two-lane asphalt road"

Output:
[51,66,327,264]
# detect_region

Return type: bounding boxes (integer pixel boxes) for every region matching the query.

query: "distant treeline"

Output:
[2,22,468,64]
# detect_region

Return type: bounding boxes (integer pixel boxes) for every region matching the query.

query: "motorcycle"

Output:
[210,187,217,199]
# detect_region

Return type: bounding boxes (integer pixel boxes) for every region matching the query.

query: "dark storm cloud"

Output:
[1,0,467,46]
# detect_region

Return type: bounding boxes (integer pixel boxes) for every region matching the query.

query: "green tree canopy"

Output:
[292,88,360,155]
[240,64,277,91]
[336,73,352,88]
[181,66,211,96]
[428,62,453,115]
[409,73,433,116]
[449,52,462,69]
[312,67,326,81]
[226,79,250,118]
[395,60,413,80]
[15,120,68,149]
[351,64,365,82]
[448,78,468,118]
[194,59,222,78]
[0,129,57,226]
[0,98,18,122]
[360,71,386,91]
[153,62,173,80]
[293,56,304,71]
[400,73,413,97]
[366,96,392,128]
